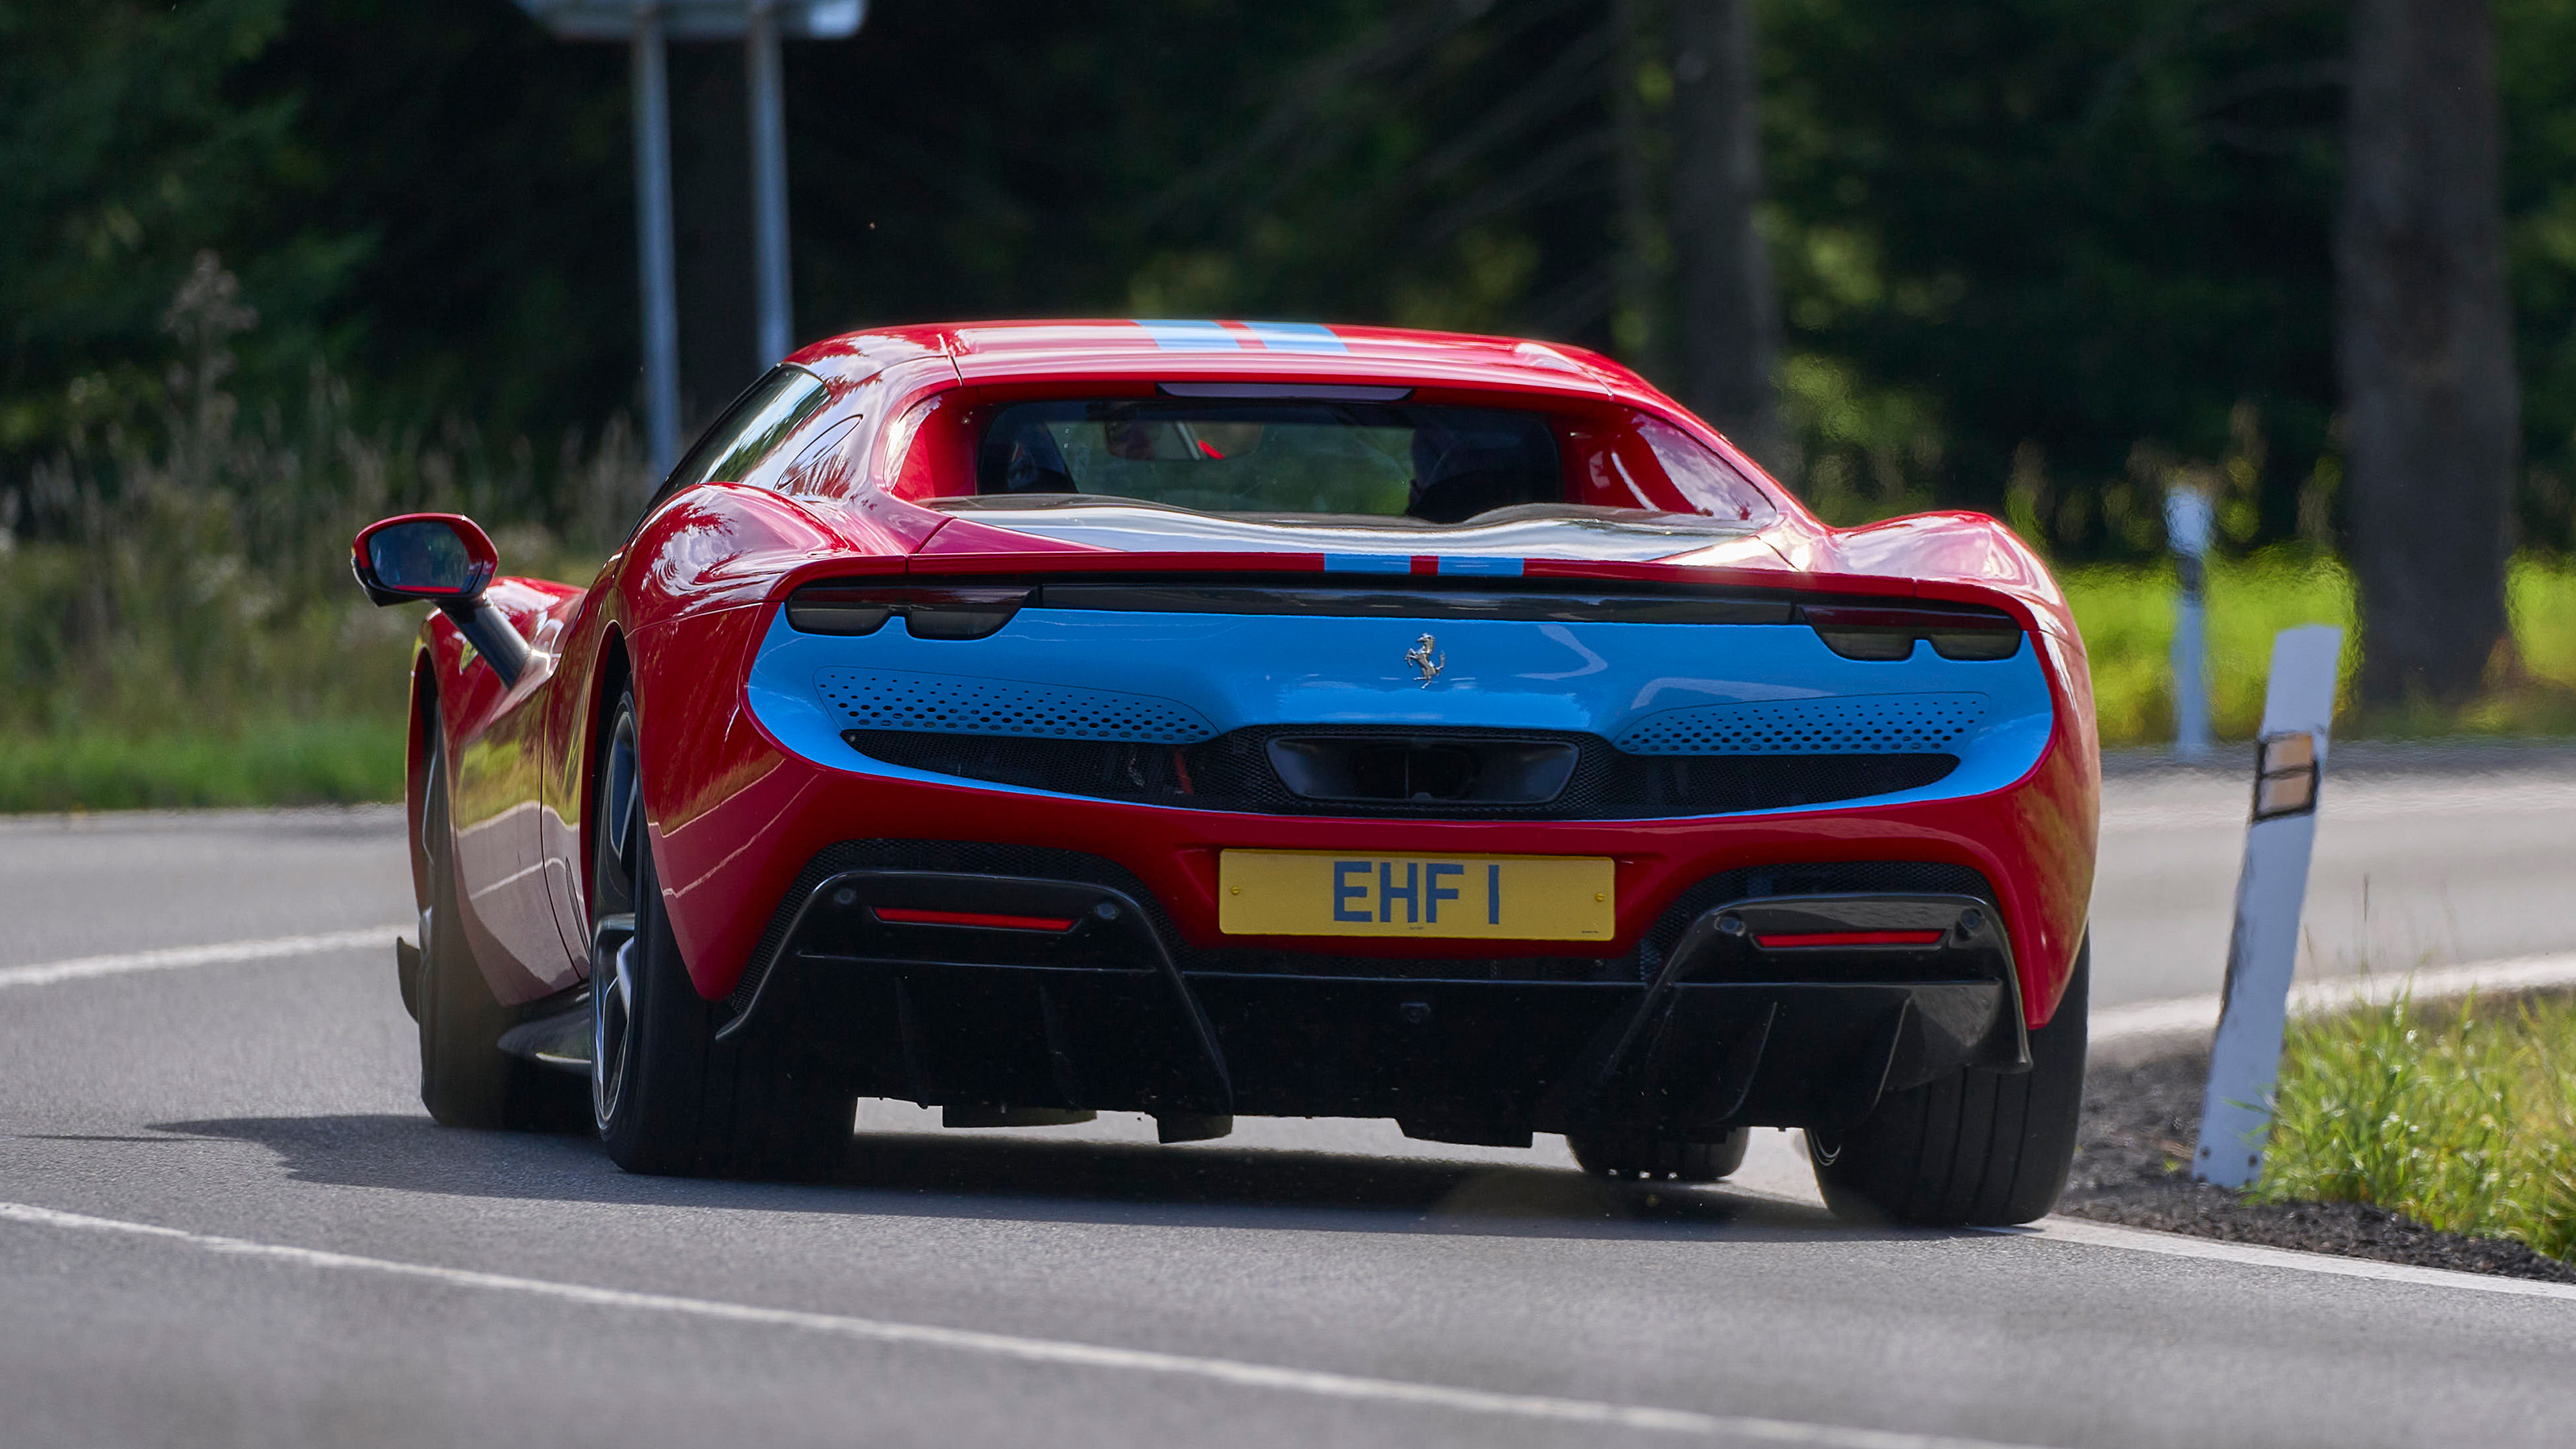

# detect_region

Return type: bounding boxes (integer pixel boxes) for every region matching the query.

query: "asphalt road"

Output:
[3,755,2574,1449]
[2090,741,2576,1004]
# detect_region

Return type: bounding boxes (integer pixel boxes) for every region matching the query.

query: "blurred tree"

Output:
[0,0,361,456]
[1609,0,1671,381]
[669,43,761,431]
[2338,0,2518,706]
[1669,0,1781,466]
[2493,0,2576,555]
[786,2,1631,346]
[242,0,635,440]
[19,0,2576,579]
[1758,0,2346,535]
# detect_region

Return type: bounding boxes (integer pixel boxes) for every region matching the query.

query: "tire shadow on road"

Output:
[140,1112,1906,1246]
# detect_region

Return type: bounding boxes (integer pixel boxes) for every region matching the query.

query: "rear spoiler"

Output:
[781,572,2024,661]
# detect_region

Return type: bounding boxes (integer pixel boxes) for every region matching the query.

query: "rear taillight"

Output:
[786,584,1029,640]
[1800,602,2025,662]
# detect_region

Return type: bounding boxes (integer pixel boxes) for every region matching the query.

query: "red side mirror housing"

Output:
[350,513,530,686]
[351,513,499,606]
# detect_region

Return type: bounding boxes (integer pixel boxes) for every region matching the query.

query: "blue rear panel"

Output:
[745,605,2054,816]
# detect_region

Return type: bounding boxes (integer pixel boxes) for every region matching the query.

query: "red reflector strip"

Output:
[873,907,1075,932]
[1754,930,1946,949]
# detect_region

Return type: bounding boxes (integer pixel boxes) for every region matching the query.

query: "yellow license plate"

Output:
[1217,850,1614,941]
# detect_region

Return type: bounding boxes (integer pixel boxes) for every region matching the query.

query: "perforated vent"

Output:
[815,669,1216,743]
[1616,693,1987,756]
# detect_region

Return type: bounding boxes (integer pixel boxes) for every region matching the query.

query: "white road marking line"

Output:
[1721,1138,2576,1302]
[0,1199,2054,1449]
[1996,1217,2576,1303]
[0,927,409,989]
[2091,951,2576,1042]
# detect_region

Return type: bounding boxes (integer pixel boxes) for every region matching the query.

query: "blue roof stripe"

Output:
[1134,320,1240,351]
[1436,555,1525,577]
[1323,553,1415,574]
[1241,321,1348,354]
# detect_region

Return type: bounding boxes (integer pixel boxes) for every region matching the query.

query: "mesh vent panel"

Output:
[1616,693,1987,755]
[840,725,1955,819]
[815,669,1216,743]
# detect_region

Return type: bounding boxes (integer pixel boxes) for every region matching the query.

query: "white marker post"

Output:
[2165,485,2215,761]
[2193,625,2343,1188]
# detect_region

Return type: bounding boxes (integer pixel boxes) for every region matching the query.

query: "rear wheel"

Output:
[589,691,854,1179]
[1569,1129,1751,1183]
[1808,935,2090,1227]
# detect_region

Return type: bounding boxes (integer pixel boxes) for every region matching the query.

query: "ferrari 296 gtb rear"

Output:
[353,319,2097,1225]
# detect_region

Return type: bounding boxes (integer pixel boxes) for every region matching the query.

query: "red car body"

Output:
[388,319,2098,1199]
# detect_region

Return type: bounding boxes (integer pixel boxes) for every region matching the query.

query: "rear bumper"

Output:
[652,716,2097,1028]
[719,845,2026,1142]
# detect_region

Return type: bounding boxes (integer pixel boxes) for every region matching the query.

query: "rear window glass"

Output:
[976,400,1562,523]
[1637,417,1773,524]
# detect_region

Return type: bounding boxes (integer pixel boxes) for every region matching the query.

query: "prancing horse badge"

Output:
[1406,632,1446,686]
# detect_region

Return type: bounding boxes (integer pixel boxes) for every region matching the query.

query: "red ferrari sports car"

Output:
[353,319,2097,1225]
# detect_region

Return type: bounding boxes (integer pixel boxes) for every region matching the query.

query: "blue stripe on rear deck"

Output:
[1241,321,1347,353]
[1134,320,1239,350]
[1323,554,1416,574]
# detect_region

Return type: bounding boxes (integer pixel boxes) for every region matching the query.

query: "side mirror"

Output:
[353,514,497,605]
[351,513,530,686]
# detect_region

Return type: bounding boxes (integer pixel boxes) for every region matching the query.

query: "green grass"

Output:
[0,718,407,813]
[2255,991,2576,1261]
[0,266,635,816]
[2064,551,2576,747]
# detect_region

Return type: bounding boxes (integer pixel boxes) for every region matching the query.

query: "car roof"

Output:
[791,319,1643,402]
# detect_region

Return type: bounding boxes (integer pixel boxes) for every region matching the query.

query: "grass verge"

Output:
[2255,992,2576,1262]
[0,719,407,813]
[2063,551,2576,745]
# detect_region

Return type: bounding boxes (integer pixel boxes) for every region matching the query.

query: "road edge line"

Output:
[1992,1216,2576,1303]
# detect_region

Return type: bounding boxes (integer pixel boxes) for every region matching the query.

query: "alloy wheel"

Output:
[590,712,644,1134]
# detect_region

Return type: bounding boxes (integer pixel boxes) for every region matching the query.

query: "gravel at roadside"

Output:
[2065,1044,2576,1284]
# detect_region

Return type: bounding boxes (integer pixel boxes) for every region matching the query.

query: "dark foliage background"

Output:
[10,0,2576,559]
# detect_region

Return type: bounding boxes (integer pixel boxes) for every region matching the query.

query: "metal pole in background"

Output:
[2166,485,2214,761]
[2193,624,2343,1189]
[630,3,683,475]
[517,0,861,464]
[745,0,794,366]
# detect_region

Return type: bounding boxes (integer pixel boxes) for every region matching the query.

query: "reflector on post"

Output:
[2252,730,2319,819]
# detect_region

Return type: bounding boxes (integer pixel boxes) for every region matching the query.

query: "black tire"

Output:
[1569,1128,1752,1183]
[590,691,854,1179]
[1808,935,2090,1227]
[417,715,578,1129]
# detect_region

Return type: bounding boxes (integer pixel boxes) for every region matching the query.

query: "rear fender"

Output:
[404,649,437,914]
[414,576,584,1005]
